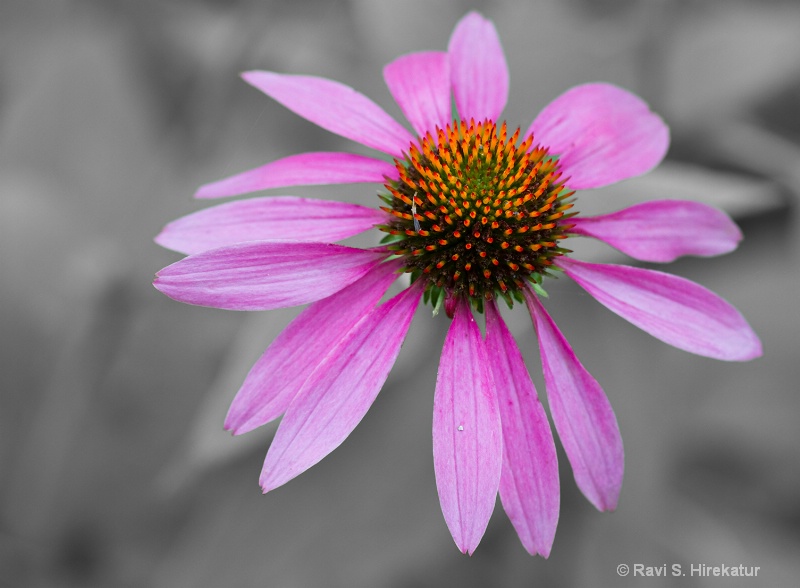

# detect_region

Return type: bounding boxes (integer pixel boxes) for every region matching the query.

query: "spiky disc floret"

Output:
[378,119,575,311]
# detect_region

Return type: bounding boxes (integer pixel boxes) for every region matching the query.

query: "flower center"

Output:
[378,119,575,312]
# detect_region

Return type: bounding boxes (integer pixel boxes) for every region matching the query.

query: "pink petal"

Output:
[242,71,415,157]
[155,196,387,255]
[529,83,669,190]
[195,152,398,199]
[569,200,742,263]
[559,258,763,361]
[433,298,502,555]
[154,242,386,311]
[383,51,452,138]
[225,260,402,435]
[447,12,509,122]
[485,301,559,558]
[524,291,624,512]
[225,260,402,434]
[259,280,423,492]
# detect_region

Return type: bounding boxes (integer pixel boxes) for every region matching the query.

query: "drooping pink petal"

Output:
[447,12,508,122]
[155,196,387,255]
[259,280,424,492]
[242,71,415,157]
[433,298,502,555]
[225,259,402,435]
[568,200,742,263]
[154,242,386,311]
[558,258,763,361]
[384,51,452,138]
[529,83,669,190]
[524,290,624,512]
[485,301,559,558]
[195,152,398,199]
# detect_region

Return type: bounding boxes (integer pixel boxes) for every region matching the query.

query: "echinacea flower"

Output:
[154,12,762,556]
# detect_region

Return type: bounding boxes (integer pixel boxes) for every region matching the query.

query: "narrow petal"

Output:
[242,71,415,157]
[195,152,398,199]
[156,196,387,255]
[433,299,502,555]
[524,291,624,512]
[447,12,509,122]
[225,259,402,434]
[529,83,669,189]
[259,280,423,492]
[568,200,742,263]
[559,258,763,361]
[485,301,559,558]
[154,242,386,311]
[384,51,452,137]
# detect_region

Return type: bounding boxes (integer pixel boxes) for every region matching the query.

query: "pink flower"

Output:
[154,12,762,556]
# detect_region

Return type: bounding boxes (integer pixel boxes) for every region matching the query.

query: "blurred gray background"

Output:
[2,0,799,586]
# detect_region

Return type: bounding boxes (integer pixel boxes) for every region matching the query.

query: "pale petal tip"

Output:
[598,496,619,513]
[584,476,622,513]
[153,230,167,249]
[579,490,615,514]
[192,173,249,199]
[522,540,553,559]
[240,69,268,84]
[259,471,282,494]
[153,227,183,253]
[222,415,243,436]
[224,409,266,436]
[701,307,763,362]
[734,330,763,361]
[731,220,744,246]
[193,182,219,199]
[152,278,179,305]
[458,10,490,26]
[224,414,257,437]
[259,461,308,495]
[152,276,182,303]
[455,537,479,556]
[517,518,558,558]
